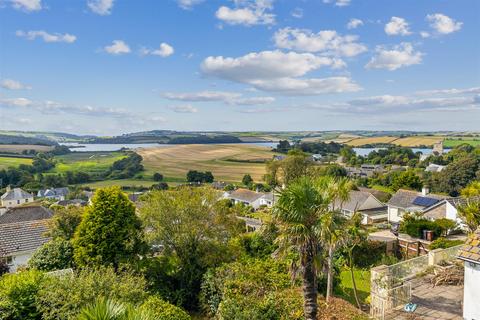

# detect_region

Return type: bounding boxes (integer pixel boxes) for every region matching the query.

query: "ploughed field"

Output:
[138,144,276,183]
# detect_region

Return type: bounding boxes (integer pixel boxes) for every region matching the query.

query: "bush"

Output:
[36,267,148,320]
[153,172,163,182]
[139,296,191,320]
[0,270,44,320]
[429,238,464,250]
[28,239,74,271]
[151,182,169,190]
[400,215,443,239]
[350,240,387,268]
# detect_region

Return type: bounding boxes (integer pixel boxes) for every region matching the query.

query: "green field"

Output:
[336,268,371,305]
[0,156,33,170]
[444,138,480,147]
[51,152,126,175]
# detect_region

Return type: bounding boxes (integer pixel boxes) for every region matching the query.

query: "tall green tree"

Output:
[138,187,244,310]
[274,176,343,320]
[72,187,145,268]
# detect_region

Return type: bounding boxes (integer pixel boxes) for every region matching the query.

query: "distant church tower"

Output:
[433,141,444,155]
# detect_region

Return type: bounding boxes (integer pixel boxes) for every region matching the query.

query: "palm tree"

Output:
[77,298,152,320]
[274,176,341,320]
[343,212,367,309]
[458,199,480,233]
[318,177,352,302]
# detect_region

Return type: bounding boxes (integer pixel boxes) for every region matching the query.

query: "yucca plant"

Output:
[77,298,152,320]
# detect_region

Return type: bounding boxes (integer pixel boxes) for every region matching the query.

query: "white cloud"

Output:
[366,43,423,71]
[323,0,351,7]
[0,97,33,107]
[216,0,275,26]
[202,50,341,82]
[347,18,363,29]
[104,40,131,55]
[291,7,303,19]
[234,96,275,105]
[161,90,275,105]
[384,17,412,36]
[273,27,367,57]
[176,0,204,10]
[87,0,114,15]
[168,105,198,113]
[10,0,41,12]
[141,43,174,57]
[415,87,480,96]
[249,77,361,95]
[16,30,77,43]
[1,79,31,90]
[420,31,430,38]
[426,13,462,35]
[162,91,241,102]
[201,50,359,95]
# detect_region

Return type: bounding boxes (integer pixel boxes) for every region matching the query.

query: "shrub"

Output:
[36,267,148,320]
[429,237,464,250]
[400,217,443,239]
[139,296,191,320]
[28,239,74,271]
[350,240,387,268]
[153,172,164,181]
[0,270,44,320]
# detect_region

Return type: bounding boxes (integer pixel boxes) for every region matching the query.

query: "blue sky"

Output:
[0,0,479,135]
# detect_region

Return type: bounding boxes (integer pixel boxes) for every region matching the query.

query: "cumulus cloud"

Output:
[426,13,462,34]
[384,17,412,36]
[273,27,367,57]
[216,0,275,26]
[16,30,76,43]
[366,43,423,71]
[176,0,204,10]
[87,0,114,15]
[168,105,198,113]
[347,18,363,29]
[104,40,131,55]
[10,0,42,12]
[1,79,31,90]
[323,0,351,7]
[0,97,33,107]
[161,90,275,105]
[415,87,480,96]
[140,43,174,57]
[420,31,430,38]
[201,50,359,95]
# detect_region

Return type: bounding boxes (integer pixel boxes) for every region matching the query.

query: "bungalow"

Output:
[387,187,446,223]
[458,228,480,320]
[422,197,479,229]
[0,205,53,224]
[224,188,275,210]
[0,205,52,273]
[1,187,34,208]
[425,163,446,173]
[37,187,69,201]
[335,188,388,225]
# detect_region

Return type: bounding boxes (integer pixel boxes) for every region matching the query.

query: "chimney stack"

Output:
[422,186,430,196]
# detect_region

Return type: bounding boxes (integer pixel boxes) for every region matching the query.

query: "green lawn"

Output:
[79,179,181,189]
[336,268,371,306]
[0,156,32,170]
[444,138,480,148]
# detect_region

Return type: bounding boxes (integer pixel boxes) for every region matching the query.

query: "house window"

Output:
[17,200,20,204]
[0,256,13,265]
[25,198,29,203]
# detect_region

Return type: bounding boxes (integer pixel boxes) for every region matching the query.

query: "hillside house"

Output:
[425,163,446,173]
[37,187,69,201]
[1,187,34,209]
[387,187,446,223]
[458,228,480,320]
[224,188,275,210]
[335,188,388,225]
[0,206,52,272]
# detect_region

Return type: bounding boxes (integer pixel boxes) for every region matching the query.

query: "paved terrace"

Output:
[386,276,463,320]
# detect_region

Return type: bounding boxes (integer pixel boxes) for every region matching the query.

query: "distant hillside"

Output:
[0,134,57,146]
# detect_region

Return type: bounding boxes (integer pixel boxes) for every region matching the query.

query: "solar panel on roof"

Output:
[412,196,439,207]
